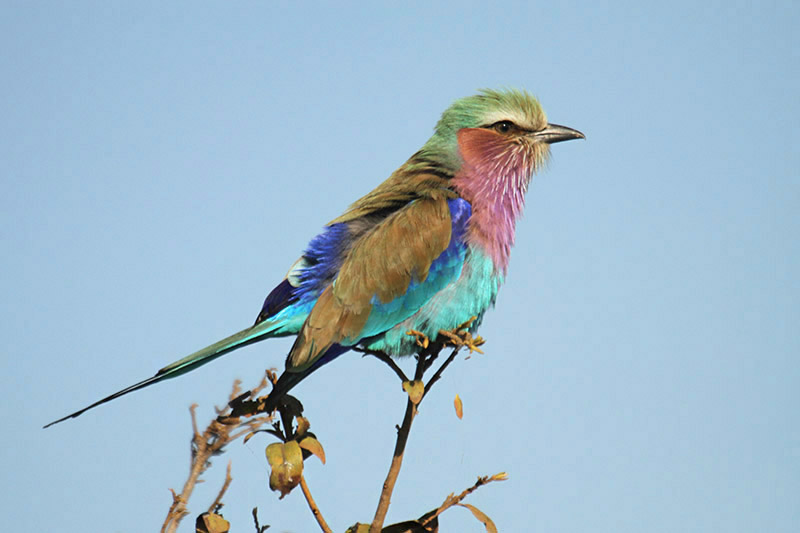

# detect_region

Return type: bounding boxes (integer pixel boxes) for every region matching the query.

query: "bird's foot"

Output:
[438,317,485,354]
[406,329,430,349]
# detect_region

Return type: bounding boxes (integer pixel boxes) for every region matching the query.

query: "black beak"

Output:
[532,123,585,144]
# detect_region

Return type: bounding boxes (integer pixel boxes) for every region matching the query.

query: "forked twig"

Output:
[161,373,274,533]
[354,346,409,382]
[368,320,483,533]
[163,318,488,533]
[421,472,509,527]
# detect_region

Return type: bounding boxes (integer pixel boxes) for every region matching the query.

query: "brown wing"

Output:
[287,196,453,371]
[329,170,454,225]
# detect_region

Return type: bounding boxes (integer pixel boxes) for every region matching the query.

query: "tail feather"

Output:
[43,320,282,428]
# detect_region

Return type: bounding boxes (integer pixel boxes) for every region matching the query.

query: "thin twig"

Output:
[420,472,509,527]
[355,346,409,382]
[163,406,209,533]
[252,507,269,533]
[161,375,273,533]
[207,461,233,514]
[190,402,201,439]
[369,345,439,533]
[369,388,419,533]
[162,490,186,533]
[368,322,483,533]
[422,347,460,400]
[300,474,333,533]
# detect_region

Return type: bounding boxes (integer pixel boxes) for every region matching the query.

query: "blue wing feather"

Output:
[256,222,351,327]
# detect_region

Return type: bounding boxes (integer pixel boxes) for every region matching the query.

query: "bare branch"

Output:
[354,346,409,382]
[251,507,269,533]
[368,321,488,533]
[161,373,274,532]
[421,472,509,527]
[300,474,333,533]
[163,320,490,532]
[422,347,460,400]
[369,384,419,533]
[207,461,233,514]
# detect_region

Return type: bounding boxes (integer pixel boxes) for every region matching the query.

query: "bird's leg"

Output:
[437,316,485,354]
[406,330,444,378]
[416,350,439,376]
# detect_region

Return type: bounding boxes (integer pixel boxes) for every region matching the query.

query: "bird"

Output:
[44,89,584,428]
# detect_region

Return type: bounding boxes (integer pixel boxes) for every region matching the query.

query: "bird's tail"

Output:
[259,343,349,413]
[43,319,284,428]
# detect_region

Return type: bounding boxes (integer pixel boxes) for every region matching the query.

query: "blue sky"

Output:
[2,2,798,532]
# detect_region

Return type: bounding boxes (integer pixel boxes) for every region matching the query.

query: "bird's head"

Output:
[421,88,584,179]
[415,89,584,271]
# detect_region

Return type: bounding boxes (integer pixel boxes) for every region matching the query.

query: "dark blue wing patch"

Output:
[256,222,352,325]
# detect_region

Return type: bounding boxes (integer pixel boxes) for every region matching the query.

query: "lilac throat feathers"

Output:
[452,129,544,273]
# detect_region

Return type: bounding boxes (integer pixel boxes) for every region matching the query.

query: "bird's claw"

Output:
[408,318,485,353]
[406,329,430,349]
[438,316,485,354]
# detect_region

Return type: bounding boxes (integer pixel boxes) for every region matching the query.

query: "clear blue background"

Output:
[2,2,798,532]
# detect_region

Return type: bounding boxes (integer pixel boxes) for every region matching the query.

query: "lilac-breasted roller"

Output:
[45,89,583,428]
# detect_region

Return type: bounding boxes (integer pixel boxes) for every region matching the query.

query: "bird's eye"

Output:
[492,121,515,134]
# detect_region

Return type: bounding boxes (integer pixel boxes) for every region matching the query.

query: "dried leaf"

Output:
[345,523,370,533]
[295,416,310,436]
[454,394,463,419]
[299,436,326,464]
[266,441,304,497]
[457,503,497,533]
[284,440,304,465]
[402,380,424,405]
[265,442,284,468]
[382,519,437,532]
[196,512,230,533]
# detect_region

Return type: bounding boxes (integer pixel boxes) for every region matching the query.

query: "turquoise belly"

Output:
[362,247,503,355]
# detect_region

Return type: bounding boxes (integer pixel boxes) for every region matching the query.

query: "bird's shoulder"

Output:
[254,170,466,325]
[328,169,457,225]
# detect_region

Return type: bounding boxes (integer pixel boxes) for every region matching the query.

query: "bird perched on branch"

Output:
[45,89,583,428]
